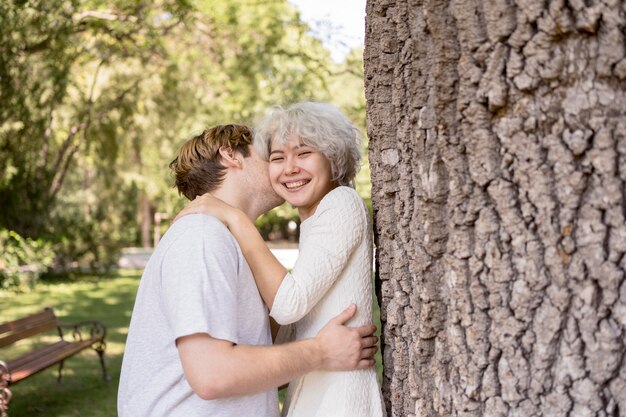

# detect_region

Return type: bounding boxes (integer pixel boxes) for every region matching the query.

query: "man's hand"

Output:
[315,304,378,371]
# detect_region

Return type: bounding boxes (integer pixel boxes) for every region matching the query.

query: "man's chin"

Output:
[260,197,286,215]
[272,198,286,210]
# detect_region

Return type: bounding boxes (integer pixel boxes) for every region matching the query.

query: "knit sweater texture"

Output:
[271,186,385,417]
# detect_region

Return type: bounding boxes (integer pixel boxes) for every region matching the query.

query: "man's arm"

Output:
[177,304,377,400]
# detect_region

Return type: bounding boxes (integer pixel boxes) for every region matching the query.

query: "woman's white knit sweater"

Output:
[271,186,385,417]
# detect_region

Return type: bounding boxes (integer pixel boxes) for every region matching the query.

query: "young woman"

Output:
[180,102,385,417]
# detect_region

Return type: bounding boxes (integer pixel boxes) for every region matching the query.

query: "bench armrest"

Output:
[0,360,9,380]
[1,360,10,388]
[57,320,107,345]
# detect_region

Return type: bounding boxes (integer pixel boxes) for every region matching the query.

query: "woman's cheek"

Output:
[271,181,283,195]
[268,169,283,194]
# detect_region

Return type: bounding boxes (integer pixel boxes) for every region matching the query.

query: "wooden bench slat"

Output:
[6,337,101,370]
[0,309,56,335]
[0,321,58,348]
[5,341,69,369]
[8,339,97,384]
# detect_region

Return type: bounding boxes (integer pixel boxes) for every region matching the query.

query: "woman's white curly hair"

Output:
[254,102,363,187]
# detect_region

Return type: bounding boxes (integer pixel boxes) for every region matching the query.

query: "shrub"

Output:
[0,229,55,288]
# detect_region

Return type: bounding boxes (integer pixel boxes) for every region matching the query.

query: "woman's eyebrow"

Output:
[270,143,307,154]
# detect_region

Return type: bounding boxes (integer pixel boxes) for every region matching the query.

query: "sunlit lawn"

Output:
[0,271,139,417]
[1,271,383,416]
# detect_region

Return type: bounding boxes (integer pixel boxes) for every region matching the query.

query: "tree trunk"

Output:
[139,192,152,249]
[364,0,626,416]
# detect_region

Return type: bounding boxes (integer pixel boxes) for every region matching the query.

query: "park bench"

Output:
[0,308,110,416]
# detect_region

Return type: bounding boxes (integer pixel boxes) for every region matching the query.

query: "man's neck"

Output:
[210,187,261,222]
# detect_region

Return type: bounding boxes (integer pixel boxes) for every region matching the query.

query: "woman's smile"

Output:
[283,179,311,190]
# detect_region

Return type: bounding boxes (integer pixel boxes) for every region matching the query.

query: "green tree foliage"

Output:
[0,229,55,288]
[0,0,366,272]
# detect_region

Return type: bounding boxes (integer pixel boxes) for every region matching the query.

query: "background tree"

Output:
[365,0,626,415]
[0,0,367,277]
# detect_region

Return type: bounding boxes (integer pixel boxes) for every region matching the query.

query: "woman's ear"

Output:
[218,146,242,168]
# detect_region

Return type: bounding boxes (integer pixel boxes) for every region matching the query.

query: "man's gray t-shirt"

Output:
[118,215,279,417]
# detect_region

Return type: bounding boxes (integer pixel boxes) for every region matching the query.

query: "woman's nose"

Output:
[285,158,300,175]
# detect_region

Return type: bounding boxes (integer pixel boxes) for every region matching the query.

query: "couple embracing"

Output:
[118,102,386,417]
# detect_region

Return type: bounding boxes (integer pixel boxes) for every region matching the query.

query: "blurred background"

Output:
[0,0,370,287]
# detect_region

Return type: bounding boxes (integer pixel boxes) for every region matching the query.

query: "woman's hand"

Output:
[174,193,241,226]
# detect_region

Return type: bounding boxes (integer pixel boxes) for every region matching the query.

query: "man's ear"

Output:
[218,146,242,168]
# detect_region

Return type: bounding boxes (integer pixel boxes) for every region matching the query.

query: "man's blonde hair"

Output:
[170,124,253,200]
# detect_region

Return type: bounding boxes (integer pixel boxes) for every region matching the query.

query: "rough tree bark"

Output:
[364,0,626,416]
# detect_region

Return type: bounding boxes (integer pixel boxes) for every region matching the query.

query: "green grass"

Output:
[0,271,140,417]
[1,271,383,416]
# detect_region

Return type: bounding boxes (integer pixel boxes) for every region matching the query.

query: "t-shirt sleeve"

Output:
[270,188,367,324]
[160,216,240,344]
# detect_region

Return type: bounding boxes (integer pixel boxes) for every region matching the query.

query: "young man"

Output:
[117,125,377,417]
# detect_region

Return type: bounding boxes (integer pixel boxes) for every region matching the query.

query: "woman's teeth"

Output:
[285,180,308,189]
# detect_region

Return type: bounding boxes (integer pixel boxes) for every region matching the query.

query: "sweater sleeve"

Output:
[270,188,368,325]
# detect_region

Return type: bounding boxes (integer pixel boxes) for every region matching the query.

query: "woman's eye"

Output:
[298,151,311,157]
[270,157,284,162]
